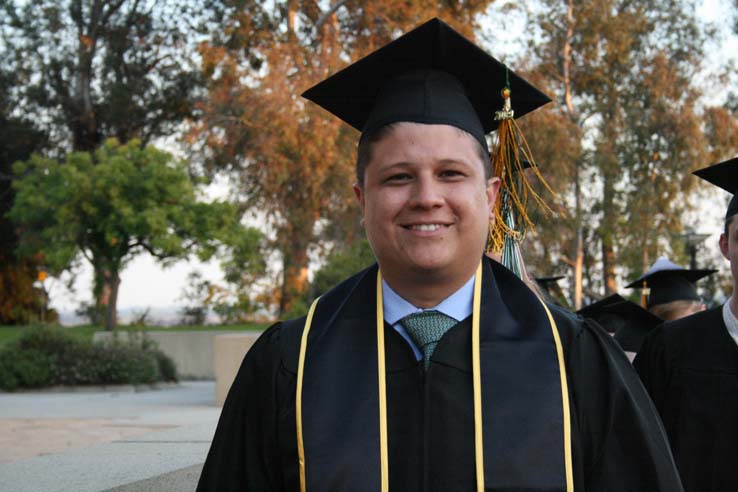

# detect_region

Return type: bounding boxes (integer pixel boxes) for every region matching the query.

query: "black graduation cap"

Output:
[302,18,551,153]
[577,294,630,334]
[535,275,565,287]
[577,294,662,352]
[578,294,662,353]
[693,156,738,219]
[625,256,716,308]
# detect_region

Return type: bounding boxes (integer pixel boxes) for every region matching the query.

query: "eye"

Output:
[384,173,412,183]
[439,168,465,179]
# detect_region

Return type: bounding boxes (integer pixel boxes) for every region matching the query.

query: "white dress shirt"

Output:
[722,296,738,348]
[382,275,475,361]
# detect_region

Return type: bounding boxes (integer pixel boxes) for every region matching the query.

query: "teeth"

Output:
[411,224,442,231]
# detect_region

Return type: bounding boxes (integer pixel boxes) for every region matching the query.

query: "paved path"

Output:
[0,382,220,492]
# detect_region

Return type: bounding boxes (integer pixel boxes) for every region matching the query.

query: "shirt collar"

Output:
[722,297,738,347]
[382,274,475,325]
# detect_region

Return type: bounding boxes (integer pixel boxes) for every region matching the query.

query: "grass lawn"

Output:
[0,322,269,348]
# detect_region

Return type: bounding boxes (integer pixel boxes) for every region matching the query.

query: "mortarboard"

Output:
[577,293,662,355]
[577,294,631,334]
[625,256,716,308]
[302,18,551,153]
[693,156,738,220]
[577,294,662,353]
[534,275,565,287]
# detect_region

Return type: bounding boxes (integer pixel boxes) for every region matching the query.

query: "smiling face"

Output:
[354,123,500,302]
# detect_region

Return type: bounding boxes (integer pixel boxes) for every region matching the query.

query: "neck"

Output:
[730,294,738,319]
[381,265,478,308]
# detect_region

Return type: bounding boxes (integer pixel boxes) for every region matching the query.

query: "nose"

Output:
[409,175,444,209]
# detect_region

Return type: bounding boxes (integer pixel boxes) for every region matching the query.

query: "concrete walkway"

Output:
[0,381,220,492]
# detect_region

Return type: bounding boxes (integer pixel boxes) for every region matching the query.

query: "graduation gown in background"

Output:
[634,307,738,492]
[197,258,682,491]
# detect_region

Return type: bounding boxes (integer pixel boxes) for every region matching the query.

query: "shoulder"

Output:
[646,306,723,351]
[660,305,722,336]
[545,302,606,353]
[545,303,641,380]
[636,306,726,370]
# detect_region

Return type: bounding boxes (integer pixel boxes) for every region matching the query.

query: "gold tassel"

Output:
[486,85,556,255]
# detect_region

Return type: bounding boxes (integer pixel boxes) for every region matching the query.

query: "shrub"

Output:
[0,346,53,389]
[0,326,178,390]
[154,349,178,382]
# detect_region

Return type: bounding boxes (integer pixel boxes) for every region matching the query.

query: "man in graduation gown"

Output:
[197,19,682,492]
[634,157,738,492]
[625,256,715,321]
[577,294,663,361]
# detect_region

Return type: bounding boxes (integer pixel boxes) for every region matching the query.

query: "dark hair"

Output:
[355,123,491,186]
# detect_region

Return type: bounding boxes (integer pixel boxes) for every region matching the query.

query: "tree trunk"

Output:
[601,170,618,295]
[102,269,120,331]
[599,165,618,296]
[602,239,617,294]
[574,226,584,309]
[279,242,309,316]
[564,0,584,309]
[72,6,100,151]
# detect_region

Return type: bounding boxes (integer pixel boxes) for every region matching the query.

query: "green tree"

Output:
[0,0,222,321]
[191,1,494,315]
[307,239,376,299]
[10,139,253,330]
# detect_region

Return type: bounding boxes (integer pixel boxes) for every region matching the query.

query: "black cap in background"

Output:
[625,256,716,308]
[577,294,663,353]
[693,156,738,220]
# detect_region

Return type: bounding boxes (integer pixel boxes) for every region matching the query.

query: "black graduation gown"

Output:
[198,259,682,491]
[634,307,738,492]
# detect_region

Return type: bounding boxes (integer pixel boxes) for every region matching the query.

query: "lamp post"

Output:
[676,230,711,269]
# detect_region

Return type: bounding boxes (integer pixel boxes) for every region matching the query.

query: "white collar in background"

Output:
[722,297,738,348]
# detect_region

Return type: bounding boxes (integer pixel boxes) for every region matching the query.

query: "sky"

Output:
[46,0,738,323]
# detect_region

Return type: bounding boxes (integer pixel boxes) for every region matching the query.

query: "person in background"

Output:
[625,256,715,321]
[578,293,662,361]
[197,19,682,492]
[634,156,738,492]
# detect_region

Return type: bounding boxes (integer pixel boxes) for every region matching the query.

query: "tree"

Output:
[307,239,375,295]
[0,0,212,153]
[0,69,49,324]
[191,1,494,315]
[524,0,707,303]
[0,0,222,321]
[10,139,255,330]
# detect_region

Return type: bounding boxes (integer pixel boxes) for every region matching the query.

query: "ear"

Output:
[720,232,730,260]
[353,183,366,216]
[485,176,502,218]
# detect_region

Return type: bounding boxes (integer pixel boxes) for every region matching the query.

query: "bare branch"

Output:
[314,0,349,32]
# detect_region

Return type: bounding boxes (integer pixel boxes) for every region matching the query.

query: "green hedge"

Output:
[0,326,178,391]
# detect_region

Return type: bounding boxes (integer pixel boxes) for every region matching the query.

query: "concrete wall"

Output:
[213,334,261,406]
[93,330,262,381]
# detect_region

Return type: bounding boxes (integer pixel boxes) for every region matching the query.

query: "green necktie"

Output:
[400,310,458,369]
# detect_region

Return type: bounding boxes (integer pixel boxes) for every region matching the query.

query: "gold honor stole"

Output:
[296,260,573,491]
